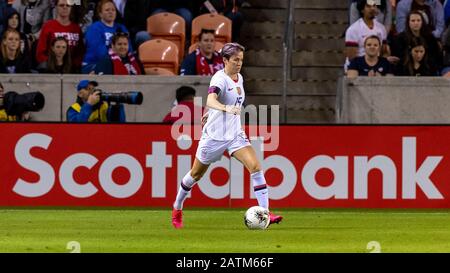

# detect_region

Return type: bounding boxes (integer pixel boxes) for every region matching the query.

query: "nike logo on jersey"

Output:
[228,88,234,91]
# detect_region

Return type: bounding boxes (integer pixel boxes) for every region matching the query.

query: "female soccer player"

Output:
[171,42,283,228]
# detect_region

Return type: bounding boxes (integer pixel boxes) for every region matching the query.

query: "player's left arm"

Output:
[206,92,240,115]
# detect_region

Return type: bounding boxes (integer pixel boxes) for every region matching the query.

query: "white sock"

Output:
[251,170,269,209]
[173,172,197,210]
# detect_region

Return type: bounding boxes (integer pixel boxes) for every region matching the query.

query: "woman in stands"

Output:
[12,0,52,49]
[171,42,283,229]
[1,7,30,55]
[390,10,442,73]
[82,0,131,74]
[38,36,74,74]
[397,36,438,76]
[94,32,144,75]
[347,35,393,77]
[36,0,84,71]
[0,29,31,73]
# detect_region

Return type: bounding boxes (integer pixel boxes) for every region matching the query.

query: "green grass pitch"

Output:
[1,208,449,253]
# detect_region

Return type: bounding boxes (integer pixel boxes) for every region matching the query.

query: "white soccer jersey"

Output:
[345,18,387,57]
[204,69,245,141]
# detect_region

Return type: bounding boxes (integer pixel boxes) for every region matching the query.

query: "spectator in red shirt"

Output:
[36,0,84,70]
[163,85,205,124]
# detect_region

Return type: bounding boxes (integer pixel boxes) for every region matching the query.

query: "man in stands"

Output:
[180,28,224,76]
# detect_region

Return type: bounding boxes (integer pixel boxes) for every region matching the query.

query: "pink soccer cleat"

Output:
[269,212,283,225]
[172,209,183,229]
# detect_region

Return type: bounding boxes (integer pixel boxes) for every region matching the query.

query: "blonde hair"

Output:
[1,29,20,64]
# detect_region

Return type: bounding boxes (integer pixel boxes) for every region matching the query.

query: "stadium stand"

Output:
[191,13,232,45]
[138,39,179,75]
[146,12,186,63]
[240,0,346,123]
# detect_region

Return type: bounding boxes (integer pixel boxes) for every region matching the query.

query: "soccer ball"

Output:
[244,206,270,230]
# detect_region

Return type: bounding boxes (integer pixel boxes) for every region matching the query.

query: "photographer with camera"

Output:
[0,82,44,121]
[0,82,24,121]
[66,79,126,123]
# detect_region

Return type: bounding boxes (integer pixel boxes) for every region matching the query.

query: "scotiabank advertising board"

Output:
[0,123,449,208]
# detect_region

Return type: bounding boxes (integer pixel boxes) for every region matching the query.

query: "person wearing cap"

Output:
[162,86,206,124]
[66,79,125,123]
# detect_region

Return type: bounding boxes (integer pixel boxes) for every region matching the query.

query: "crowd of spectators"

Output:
[0,0,245,123]
[346,0,450,77]
[0,0,245,76]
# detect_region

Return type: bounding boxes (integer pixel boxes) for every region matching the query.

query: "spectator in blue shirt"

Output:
[81,0,131,74]
[396,0,445,39]
[347,35,394,77]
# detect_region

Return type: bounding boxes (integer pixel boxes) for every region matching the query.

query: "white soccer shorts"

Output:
[195,132,251,165]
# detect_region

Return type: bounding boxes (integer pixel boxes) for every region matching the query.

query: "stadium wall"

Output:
[1,123,450,208]
[337,76,450,123]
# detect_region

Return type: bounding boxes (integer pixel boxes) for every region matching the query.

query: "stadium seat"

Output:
[147,12,186,63]
[144,67,177,76]
[191,14,232,45]
[188,41,224,54]
[138,39,179,75]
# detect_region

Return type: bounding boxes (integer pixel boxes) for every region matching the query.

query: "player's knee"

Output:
[247,163,261,173]
[190,170,205,181]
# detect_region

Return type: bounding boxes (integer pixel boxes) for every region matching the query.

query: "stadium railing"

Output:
[282,0,294,123]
